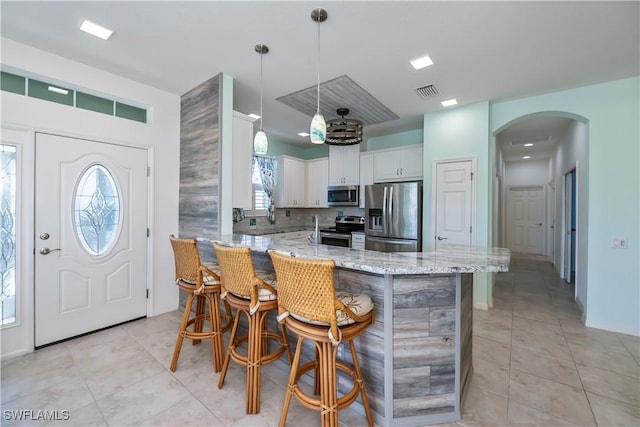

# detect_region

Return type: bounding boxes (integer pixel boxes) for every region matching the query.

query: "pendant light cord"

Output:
[260,49,264,132]
[316,14,321,114]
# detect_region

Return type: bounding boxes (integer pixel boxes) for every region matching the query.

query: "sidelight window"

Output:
[0,145,16,325]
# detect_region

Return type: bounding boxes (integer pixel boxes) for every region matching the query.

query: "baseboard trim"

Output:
[474,302,489,311]
[584,320,640,337]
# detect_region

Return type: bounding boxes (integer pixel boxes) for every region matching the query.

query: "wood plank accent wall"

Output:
[179,74,221,239]
[392,274,457,418]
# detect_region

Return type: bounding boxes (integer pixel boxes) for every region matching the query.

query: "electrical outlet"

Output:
[285,210,291,217]
[249,218,257,230]
[612,237,628,249]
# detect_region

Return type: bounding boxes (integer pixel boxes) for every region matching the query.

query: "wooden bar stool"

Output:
[269,250,375,427]
[168,235,231,373]
[213,242,293,414]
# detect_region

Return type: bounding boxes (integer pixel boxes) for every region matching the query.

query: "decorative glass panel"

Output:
[74,165,121,256]
[0,145,17,325]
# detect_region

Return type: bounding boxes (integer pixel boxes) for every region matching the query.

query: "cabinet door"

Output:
[373,150,401,182]
[231,112,254,209]
[359,153,374,208]
[292,159,306,206]
[276,156,306,207]
[398,146,423,180]
[328,145,360,185]
[306,158,328,207]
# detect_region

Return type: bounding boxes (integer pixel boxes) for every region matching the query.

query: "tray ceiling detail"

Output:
[277,75,399,125]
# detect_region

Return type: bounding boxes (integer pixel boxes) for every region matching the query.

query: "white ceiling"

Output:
[2,1,638,151]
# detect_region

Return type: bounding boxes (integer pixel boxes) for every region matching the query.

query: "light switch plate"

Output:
[612,237,628,249]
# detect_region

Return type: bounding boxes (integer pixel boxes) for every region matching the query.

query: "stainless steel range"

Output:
[319,216,365,248]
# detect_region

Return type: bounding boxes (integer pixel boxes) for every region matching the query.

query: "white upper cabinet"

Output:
[232,111,255,209]
[275,155,306,207]
[373,145,423,182]
[359,152,374,208]
[328,145,360,185]
[306,157,329,207]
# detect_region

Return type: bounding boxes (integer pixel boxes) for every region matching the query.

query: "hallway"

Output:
[1,254,638,426]
[463,253,639,426]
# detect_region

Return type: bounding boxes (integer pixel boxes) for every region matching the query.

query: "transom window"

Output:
[73,164,121,256]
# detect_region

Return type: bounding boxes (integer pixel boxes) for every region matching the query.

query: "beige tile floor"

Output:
[1,253,639,426]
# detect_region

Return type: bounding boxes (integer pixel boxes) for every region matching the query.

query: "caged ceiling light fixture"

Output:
[309,8,328,144]
[325,108,363,145]
[253,44,269,155]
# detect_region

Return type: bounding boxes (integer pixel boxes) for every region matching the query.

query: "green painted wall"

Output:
[262,137,329,159]
[422,102,491,307]
[365,129,423,151]
[490,77,640,335]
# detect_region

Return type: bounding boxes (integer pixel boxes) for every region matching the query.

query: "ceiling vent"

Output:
[415,84,439,99]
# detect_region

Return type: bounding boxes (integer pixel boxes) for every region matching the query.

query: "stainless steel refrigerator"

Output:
[364,182,422,252]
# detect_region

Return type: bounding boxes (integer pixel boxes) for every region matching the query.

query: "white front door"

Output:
[35,133,148,346]
[434,160,473,249]
[506,186,544,255]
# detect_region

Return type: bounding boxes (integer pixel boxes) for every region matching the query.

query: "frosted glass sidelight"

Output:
[74,165,121,256]
[0,145,17,325]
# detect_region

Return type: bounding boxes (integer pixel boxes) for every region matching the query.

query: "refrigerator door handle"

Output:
[388,185,393,234]
[382,186,388,235]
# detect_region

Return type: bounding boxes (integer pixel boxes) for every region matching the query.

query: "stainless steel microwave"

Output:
[327,185,359,206]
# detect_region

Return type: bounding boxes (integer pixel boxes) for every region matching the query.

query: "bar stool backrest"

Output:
[213,242,259,304]
[269,251,339,341]
[169,234,201,284]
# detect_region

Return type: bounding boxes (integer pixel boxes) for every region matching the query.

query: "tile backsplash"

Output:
[233,207,365,234]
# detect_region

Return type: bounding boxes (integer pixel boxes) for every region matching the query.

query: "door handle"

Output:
[40,247,61,255]
[537,223,543,226]
[437,236,448,241]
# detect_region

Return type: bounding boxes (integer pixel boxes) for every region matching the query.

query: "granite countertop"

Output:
[201,234,510,275]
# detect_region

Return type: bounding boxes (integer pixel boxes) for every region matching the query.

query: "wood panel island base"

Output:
[197,236,510,427]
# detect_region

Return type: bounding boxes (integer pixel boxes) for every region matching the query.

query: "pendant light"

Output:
[253,44,269,155]
[309,8,327,144]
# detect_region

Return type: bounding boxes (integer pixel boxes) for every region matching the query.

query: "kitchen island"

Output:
[197,235,510,427]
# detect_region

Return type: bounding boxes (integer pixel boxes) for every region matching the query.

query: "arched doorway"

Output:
[492,112,589,312]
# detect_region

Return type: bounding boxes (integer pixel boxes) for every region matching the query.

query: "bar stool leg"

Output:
[280,335,305,427]
[218,308,242,389]
[171,292,194,372]
[319,342,339,427]
[349,340,374,427]
[246,311,265,414]
[193,295,205,345]
[207,293,224,372]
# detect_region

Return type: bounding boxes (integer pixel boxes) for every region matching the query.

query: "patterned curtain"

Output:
[254,156,276,224]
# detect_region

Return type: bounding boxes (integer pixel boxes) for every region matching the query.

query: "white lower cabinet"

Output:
[306,157,329,207]
[275,155,306,208]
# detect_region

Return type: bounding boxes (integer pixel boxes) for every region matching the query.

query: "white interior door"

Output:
[35,133,148,346]
[434,160,473,249]
[507,186,544,254]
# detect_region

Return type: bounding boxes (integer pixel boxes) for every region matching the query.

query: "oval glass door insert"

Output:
[74,164,121,256]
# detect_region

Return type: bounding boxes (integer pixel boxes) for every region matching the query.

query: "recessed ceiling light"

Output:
[441,98,458,107]
[410,55,434,70]
[248,113,261,120]
[80,19,113,40]
[522,156,531,159]
[47,86,69,95]
[298,132,310,137]
[524,143,534,147]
